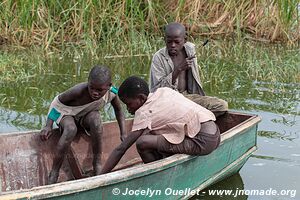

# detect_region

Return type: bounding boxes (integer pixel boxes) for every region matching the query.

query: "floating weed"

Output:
[0,51,47,83]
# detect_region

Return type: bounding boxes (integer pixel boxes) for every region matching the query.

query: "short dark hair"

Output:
[118,76,149,98]
[88,65,111,84]
[165,22,186,37]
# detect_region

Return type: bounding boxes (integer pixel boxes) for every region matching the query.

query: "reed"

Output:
[197,40,300,91]
[0,50,46,83]
[0,0,299,50]
[1,40,299,87]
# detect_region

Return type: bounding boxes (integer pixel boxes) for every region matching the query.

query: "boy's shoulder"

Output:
[150,87,177,102]
[153,46,168,58]
[184,42,196,51]
[76,82,88,87]
[155,87,175,94]
[185,41,196,47]
[59,82,87,98]
[102,89,117,104]
[68,82,87,93]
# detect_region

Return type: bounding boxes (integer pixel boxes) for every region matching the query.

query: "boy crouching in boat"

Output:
[40,65,126,184]
[101,76,220,174]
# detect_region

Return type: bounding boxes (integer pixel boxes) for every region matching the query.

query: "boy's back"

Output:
[100,76,221,174]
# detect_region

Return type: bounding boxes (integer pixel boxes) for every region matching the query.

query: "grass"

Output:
[0,0,299,51]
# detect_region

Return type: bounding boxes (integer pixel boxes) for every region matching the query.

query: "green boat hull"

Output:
[0,112,261,200]
[48,126,257,200]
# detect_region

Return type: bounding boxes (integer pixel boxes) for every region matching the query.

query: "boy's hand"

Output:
[185,55,195,69]
[178,55,195,72]
[40,126,53,141]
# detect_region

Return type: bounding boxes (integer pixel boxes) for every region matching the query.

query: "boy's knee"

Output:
[84,111,102,130]
[211,99,228,117]
[210,97,228,112]
[85,111,100,122]
[64,124,77,135]
[60,124,77,146]
[218,99,228,111]
[136,137,147,151]
[90,122,103,133]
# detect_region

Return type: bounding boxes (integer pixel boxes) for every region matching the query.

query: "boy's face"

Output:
[120,95,145,115]
[165,29,186,56]
[88,79,111,100]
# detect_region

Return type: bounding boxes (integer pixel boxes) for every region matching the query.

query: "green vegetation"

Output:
[0,0,299,130]
[1,40,299,84]
[197,41,300,87]
[0,50,47,83]
[0,0,299,50]
[1,40,299,130]
[1,0,299,83]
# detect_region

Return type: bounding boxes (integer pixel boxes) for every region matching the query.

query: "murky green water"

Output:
[0,42,299,199]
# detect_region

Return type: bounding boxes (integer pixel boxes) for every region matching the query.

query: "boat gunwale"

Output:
[0,111,261,199]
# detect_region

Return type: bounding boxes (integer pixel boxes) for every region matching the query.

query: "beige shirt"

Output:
[149,42,205,96]
[132,88,215,144]
[48,90,115,124]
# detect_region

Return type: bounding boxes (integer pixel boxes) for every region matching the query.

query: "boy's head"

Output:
[88,65,112,100]
[164,22,187,56]
[118,76,149,114]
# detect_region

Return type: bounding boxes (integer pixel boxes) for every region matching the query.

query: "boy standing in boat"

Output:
[150,22,228,117]
[101,76,220,173]
[40,65,126,184]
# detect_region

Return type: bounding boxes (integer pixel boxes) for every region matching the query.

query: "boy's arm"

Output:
[150,54,177,92]
[40,94,60,141]
[101,129,146,174]
[150,54,195,91]
[111,96,126,141]
[40,118,54,141]
[171,55,195,84]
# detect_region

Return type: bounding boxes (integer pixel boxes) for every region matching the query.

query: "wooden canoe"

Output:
[0,111,261,200]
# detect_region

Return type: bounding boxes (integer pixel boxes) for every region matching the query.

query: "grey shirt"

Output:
[149,42,205,96]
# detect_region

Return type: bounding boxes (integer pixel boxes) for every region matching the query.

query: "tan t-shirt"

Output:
[132,88,215,144]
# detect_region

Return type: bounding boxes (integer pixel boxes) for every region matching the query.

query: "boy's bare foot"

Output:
[48,170,59,184]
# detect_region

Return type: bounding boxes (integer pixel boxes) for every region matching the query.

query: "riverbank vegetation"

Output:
[0,0,299,50]
[1,40,299,86]
[0,0,299,94]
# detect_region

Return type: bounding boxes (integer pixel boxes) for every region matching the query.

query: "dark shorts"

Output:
[183,93,228,114]
[156,120,221,156]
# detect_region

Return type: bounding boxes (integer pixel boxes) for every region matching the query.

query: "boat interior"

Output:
[0,112,253,192]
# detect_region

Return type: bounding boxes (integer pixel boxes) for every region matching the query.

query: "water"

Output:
[196,110,300,200]
[0,43,299,199]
